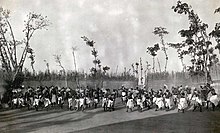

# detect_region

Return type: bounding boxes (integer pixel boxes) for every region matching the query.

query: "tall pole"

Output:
[72,46,79,87]
[115,65,118,76]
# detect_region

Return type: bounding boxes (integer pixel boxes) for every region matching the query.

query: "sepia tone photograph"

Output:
[0,0,220,132]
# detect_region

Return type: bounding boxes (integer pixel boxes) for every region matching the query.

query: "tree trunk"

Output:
[157,57,162,73]
[152,57,155,73]
[161,36,168,72]
[72,51,79,86]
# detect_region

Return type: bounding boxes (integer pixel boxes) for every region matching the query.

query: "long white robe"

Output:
[153,97,164,109]
[107,99,113,108]
[210,95,219,106]
[126,99,134,109]
[165,98,172,109]
[51,94,56,103]
[79,98,84,107]
[178,98,187,110]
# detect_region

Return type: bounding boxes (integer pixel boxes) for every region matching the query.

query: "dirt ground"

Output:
[76,111,220,133]
[0,98,220,133]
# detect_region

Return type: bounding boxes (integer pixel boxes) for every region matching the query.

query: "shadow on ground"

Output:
[0,104,126,133]
[74,111,220,133]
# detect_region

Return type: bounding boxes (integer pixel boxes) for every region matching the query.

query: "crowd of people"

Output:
[10,85,117,112]
[121,84,219,113]
[7,83,220,113]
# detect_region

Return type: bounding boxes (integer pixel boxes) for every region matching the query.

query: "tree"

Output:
[171,0,219,83]
[28,48,35,75]
[81,36,110,77]
[210,8,220,53]
[153,27,169,72]
[0,7,49,89]
[146,44,160,73]
[81,36,99,77]
[81,36,110,87]
[131,64,135,76]
[54,54,67,87]
[103,66,110,74]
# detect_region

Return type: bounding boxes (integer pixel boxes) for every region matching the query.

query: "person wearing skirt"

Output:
[126,96,134,112]
[79,96,85,111]
[33,95,40,111]
[164,90,172,110]
[192,89,202,112]
[178,92,187,113]
[107,96,114,112]
[209,89,219,111]
[102,96,108,111]
[74,96,80,111]
[136,95,144,112]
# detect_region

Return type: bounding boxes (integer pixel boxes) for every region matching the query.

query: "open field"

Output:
[0,98,220,133]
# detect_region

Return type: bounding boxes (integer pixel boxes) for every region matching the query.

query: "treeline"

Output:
[1,66,219,83]
[17,69,136,81]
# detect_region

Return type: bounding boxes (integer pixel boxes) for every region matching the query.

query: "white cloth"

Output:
[44,98,51,107]
[12,98,18,105]
[102,98,107,107]
[79,98,84,107]
[74,99,79,108]
[126,99,134,109]
[142,95,146,102]
[191,96,196,101]
[137,98,143,108]
[122,96,127,102]
[187,94,192,101]
[33,98,40,106]
[165,98,172,108]
[107,99,113,108]
[178,98,187,110]
[51,94,56,103]
[19,98,24,106]
[94,99,98,104]
[210,95,219,106]
[173,95,177,99]
[85,97,91,105]
[195,97,202,105]
[58,97,63,104]
[68,98,73,108]
[122,92,126,97]
[155,97,164,109]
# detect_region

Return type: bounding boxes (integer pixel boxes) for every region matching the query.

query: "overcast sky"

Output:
[0,0,220,73]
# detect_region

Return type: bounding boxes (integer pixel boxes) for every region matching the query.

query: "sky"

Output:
[0,0,220,73]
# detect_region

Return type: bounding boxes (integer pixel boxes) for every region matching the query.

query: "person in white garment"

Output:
[126,95,134,112]
[178,92,187,113]
[164,89,172,110]
[136,94,144,112]
[154,90,164,111]
[192,88,202,112]
[209,89,219,111]
[79,94,85,111]
[121,89,127,105]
